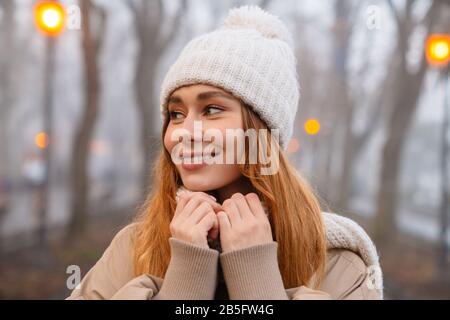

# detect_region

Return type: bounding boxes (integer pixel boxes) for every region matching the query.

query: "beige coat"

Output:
[66,222,383,300]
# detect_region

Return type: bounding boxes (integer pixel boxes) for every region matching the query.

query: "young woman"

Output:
[67,5,383,300]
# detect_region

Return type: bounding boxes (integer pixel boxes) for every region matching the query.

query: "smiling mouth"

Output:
[181,150,220,164]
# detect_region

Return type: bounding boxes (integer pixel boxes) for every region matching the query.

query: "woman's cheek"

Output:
[164,127,177,155]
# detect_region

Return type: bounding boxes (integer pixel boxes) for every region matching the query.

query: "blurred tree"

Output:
[374,0,443,246]
[290,1,362,208]
[322,0,398,212]
[322,0,358,207]
[231,0,272,9]
[259,0,272,8]
[67,0,106,238]
[126,0,187,197]
[329,0,390,210]
[0,0,15,184]
[0,0,16,252]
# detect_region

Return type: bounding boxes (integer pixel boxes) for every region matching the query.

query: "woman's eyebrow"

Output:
[197,91,236,101]
[168,91,236,105]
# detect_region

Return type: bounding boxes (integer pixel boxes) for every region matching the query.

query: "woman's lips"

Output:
[180,152,220,171]
[181,162,208,171]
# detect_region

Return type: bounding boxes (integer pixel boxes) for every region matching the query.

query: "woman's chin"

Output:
[179,171,222,192]
[180,172,211,191]
[177,163,240,193]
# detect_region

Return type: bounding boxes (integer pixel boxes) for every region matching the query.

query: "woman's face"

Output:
[164,84,244,192]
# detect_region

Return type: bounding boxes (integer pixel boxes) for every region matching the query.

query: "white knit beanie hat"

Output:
[159,5,300,150]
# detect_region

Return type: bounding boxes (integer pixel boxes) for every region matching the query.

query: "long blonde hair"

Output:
[132,100,327,289]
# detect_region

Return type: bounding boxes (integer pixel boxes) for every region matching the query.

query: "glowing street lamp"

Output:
[426,34,450,68]
[304,118,321,174]
[35,132,49,149]
[33,1,66,36]
[304,118,321,136]
[32,1,66,246]
[426,33,450,272]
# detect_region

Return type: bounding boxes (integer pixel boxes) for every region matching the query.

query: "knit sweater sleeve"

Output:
[152,238,219,300]
[219,241,289,300]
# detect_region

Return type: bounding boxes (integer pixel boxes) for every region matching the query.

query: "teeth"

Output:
[182,153,219,162]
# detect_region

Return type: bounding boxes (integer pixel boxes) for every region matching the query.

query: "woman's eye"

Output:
[169,111,184,120]
[204,105,223,116]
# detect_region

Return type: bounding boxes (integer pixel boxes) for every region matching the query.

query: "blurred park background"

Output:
[0,0,450,299]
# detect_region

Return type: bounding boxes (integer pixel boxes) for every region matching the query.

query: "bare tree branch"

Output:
[125,0,138,16]
[259,0,272,9]
[92,3,107,54]
[157,0,187,55]
[387,0,402,31]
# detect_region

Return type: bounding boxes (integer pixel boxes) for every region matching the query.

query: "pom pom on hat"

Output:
[221,5,294,48]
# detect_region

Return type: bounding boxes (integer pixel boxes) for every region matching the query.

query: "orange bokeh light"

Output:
[33,1,66,36]
[35,132,49,149]
[426,34,450,67]
[304,119,321,136]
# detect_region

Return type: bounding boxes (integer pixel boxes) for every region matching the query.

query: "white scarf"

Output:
[175,186,383,295]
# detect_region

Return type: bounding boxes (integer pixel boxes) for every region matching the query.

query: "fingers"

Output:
[208,222,219,240]
[231,193,254,220]
[197,210,218,233]
[170,190,222,248]
[187,202,214,225]
[222,198,241,226]
[177,190,216,204]
[217,210,231,232]
[176,191,216,213]
[245,192,267,219]
[178,192,221,219]
[174,194,190,217]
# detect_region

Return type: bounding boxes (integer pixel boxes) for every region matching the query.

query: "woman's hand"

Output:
[170,192,222,248]
[217,192,273,253]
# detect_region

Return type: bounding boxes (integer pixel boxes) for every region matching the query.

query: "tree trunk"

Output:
[135,43,160,196]
[67,0,103,239]
[373,0,440,246]
[0,0,14,180]
[128,0,186,198]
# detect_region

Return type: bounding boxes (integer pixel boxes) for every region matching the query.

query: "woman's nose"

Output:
[182,112,204,140]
